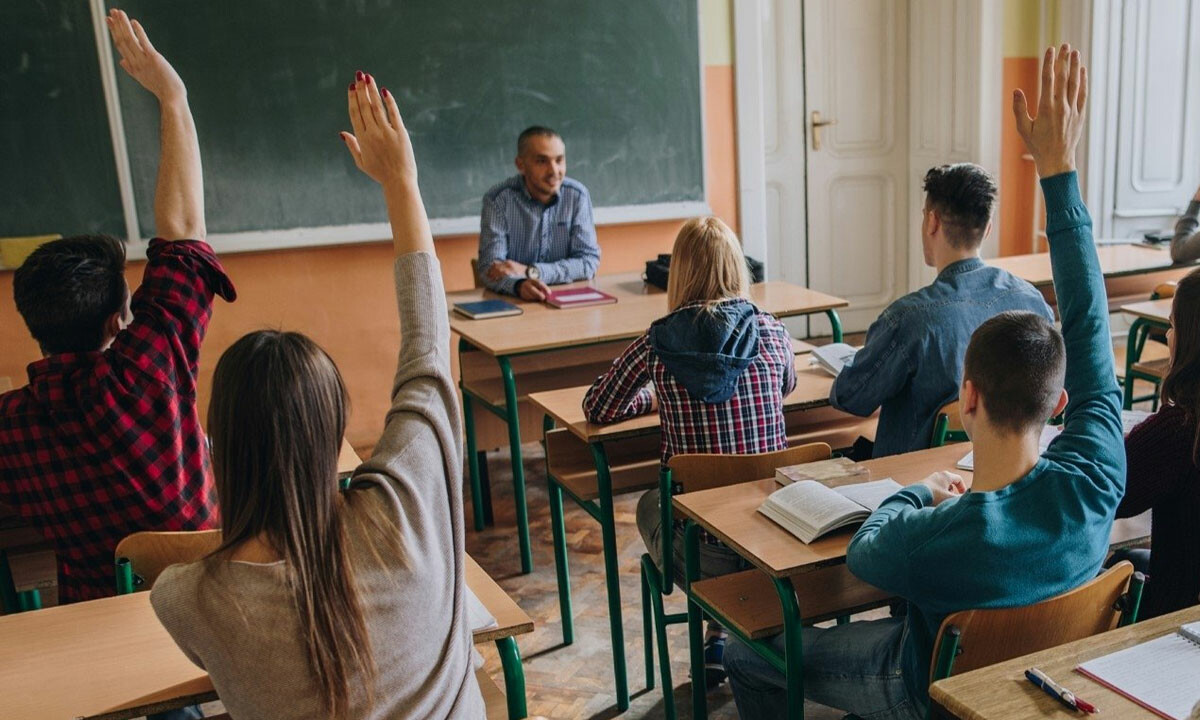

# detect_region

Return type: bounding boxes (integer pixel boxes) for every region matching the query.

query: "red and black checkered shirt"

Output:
[0,239,236,603]
[583,305,797,464]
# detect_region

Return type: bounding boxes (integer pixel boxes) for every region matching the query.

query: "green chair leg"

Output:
[825,309,844,343]
[641,560,655,690]
[545,416,575,646]
[685,522,708,720]
[115,557,135,594]
[463,392,487,532]
[497,357,532,574]
[16,588,41,612]
[642,554,678,720]
[590,442,630,710]
[495,636,527,720]
[1119,571,1146,627]
[773,577,806,719]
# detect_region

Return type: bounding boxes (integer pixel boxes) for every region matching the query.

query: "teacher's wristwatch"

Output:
[525,265,541,281]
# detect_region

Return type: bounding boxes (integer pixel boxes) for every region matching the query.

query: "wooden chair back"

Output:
[470,257,484,290]
[114,530,222,590]
[1153,281,1177,299]
[667,442,832,494]
[930,561,1137,681]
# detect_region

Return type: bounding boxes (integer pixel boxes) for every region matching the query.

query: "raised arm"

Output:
[107,9,203,241]
[1014,45,1123,479]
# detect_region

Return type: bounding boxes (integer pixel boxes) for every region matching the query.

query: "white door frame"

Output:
[734,0,1004,289]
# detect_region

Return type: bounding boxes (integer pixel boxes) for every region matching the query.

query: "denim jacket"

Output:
[831,257,1054,457]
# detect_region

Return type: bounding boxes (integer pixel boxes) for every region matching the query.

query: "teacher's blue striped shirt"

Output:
[478,175,600,295]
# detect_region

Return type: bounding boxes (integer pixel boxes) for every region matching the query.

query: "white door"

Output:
[1110,0,1200,239]
[802,0,910,334]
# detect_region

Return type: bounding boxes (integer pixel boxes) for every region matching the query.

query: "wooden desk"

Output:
[1119,297,1174,410]
[672,443,1152,718]
[990,244,1196,309]
[0,555,533,720]
[930,605,1200,719]
[450,270,848,631]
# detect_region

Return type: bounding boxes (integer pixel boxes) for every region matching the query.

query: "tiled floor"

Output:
[466,442,856,720]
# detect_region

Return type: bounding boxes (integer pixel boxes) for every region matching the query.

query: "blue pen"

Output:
[1025,667,1097,713]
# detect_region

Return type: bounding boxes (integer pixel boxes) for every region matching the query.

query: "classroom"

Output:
[2,1,1199,719]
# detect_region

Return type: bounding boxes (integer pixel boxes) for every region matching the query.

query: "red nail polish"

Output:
[355,70,364,82]
[366,74,374,84]
[382,87,390,98]
[348,82,355,91]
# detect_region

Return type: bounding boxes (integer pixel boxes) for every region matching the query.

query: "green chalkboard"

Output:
[108,0,703,235]
[1,0,124,238]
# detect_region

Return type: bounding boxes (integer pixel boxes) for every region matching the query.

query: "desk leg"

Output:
[496,636,528,720]
[546,415,575,646]
[591,441,630,711]
[773,577,805,720]
[462,391,487,532]
[825,309,844,344]
[685,521,707,720]
[498,356,533,574]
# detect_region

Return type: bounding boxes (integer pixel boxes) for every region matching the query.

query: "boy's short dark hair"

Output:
[923,163,997,250]
[517,125,560,156]
[13,235,129,354]
[963,311,1066,434]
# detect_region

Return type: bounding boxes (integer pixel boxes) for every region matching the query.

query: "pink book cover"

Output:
[545,287,618,309]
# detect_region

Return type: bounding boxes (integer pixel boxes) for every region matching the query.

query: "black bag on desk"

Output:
[643,254,765,290]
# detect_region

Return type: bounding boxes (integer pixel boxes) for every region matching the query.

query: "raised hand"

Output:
[1013,44,1087,178]
[341,72,417,189]
[106,9,185,104]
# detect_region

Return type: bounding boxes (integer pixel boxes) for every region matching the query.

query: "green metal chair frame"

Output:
[930,404,969,448]
[1122,286,1173,410]
[0,550,43,613]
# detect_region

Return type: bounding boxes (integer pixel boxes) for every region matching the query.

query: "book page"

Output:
[834,478,904,513]
[1076,633,1200,720]
[557,291,606,302]
[766,480,867,531]
[466,586,498,632]
[1181,621,1200,645]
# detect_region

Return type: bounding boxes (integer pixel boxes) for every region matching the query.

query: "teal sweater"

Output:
[846,172,1125,712]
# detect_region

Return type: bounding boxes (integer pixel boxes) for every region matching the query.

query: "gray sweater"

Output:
[151,252,483,719]
[1171,199,1200,263]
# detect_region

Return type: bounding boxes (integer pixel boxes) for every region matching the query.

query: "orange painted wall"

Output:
[1000,56,1041,256]
[0,65,739,449]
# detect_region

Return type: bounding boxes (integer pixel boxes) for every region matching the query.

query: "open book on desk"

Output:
[810,343,858,377]
[758,478,903,544]
[1075,620,1200,720]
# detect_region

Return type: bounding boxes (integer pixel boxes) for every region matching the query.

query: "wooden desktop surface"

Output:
[0,555,531,719]
[530,354,837,444]
[989,244,1181,287]
[672,443,1150,579]
[448,272,848,357]
[1120,297,1172,324]
[930,605,1200,720]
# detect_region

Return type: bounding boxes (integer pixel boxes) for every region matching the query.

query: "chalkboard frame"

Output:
[84,0,709,256]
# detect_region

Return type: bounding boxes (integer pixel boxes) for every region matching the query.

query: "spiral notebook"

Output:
[1074,621,1200,720]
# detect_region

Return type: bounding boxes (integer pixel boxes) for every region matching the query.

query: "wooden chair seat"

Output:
[545,428,661,501]
[1130,357,1169,380]
[477,668,508,719]
[690,565,895,640]
[115,530,222,589]
[1114,339,1169,380]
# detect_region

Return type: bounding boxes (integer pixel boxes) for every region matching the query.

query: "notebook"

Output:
[1074,621,1200,720]
[810,343,858,377]
[545,287,618,309]
[466,586,498,633]
[775,457,870,487]
[452,299,523,320]
[757,478,903,543]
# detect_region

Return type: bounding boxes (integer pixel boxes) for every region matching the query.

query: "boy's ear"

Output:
[960,379,979,417]
[1051,387,1069,418]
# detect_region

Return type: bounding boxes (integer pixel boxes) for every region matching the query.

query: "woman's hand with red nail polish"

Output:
[341,74,416,188]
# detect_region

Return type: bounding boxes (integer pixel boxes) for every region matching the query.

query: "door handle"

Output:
[811,111,837,151]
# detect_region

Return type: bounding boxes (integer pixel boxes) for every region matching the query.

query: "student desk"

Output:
[929,605,1200,719]
[0,554,533,720]
[1120,297,1173,409]
[527,354,873,710]
[449,272,849,576]
[672,443,1152,720]
[989,244,1196,310]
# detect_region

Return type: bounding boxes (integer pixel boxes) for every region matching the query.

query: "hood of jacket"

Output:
[648,299,760,404]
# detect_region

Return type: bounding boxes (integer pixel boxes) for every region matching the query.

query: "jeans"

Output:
[1106,547,1151,576]
[635,488,748,586]
[148,706,204,720]
[724,618,923,720]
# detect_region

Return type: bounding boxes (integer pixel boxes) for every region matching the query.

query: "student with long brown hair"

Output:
[583,217,796,685]
[149,72,483,718]
[1116,266,1200,619]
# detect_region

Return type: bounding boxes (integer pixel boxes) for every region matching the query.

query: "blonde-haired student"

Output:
[583,216,796,685]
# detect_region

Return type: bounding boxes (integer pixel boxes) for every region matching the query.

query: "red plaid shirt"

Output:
[583,304,797,464]
[0,239,235,603]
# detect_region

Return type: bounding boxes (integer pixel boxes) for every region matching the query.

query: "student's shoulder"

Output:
[560,177,591,198]
[872,288,934,329]
[150,562,206,624]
